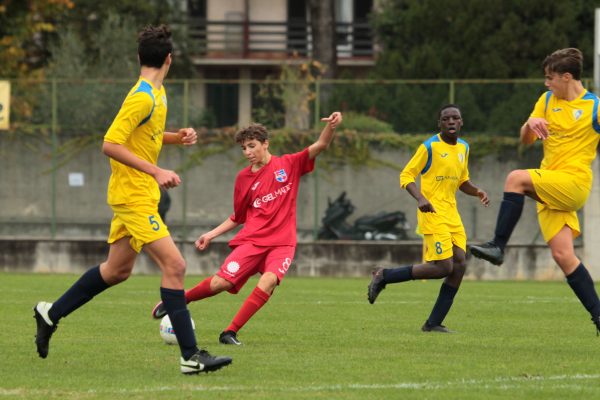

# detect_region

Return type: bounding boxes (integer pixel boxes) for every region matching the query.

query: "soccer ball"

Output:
[159,315,195,345]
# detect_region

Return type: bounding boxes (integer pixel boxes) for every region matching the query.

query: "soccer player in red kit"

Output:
[151,112,342,344]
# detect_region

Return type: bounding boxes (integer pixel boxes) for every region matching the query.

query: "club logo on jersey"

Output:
[274,169,288,183]
[458,153,464,163]
[162,95,167,107]
[251,181,261,191]
[225,261,240,275]
[573,109,583,120]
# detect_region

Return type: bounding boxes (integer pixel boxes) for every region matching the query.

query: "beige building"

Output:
[179,0,375,126]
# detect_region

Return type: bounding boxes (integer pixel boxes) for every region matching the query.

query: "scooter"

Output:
[317,192,410,240]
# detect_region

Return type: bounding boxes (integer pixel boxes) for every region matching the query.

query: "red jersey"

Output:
[228,148,314,247]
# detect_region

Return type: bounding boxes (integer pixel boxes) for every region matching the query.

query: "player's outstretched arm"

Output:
[459,181,490,207]
[102,141,181,189]
[308,111,342,159]
[195,217,240,251]
[163,128,197,145]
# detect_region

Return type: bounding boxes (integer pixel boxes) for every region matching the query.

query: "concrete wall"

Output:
[0,239,569,281]
[2,137,599,279]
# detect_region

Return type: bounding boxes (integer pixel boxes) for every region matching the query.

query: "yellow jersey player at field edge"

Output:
[368,104,490,333]
[470,48,600,334]
[32,25,232,374]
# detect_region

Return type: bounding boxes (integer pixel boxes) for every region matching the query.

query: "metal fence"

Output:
[2,77,583,242]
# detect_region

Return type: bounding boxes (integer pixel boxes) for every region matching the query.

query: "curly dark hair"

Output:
[137,25,173,68]
[235,123,269,144]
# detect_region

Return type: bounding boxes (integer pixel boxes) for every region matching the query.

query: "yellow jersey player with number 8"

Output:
[368,104,490,333]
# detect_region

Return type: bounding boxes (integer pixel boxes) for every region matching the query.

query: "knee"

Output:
[452,259,467,276]
[435,260,454,277]
[551,247,575,267]
[100,262,133,285]
[504,170,528,192]
[163,256,187,280]
[210,276,233,293]
[258,273,279,294]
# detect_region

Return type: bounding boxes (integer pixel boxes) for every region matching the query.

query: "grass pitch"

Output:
[1,272,599,399]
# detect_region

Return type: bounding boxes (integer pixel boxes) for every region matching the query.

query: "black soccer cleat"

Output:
[592,316,600,337]
[151,301,167,319]
[219,330,242,345]
[421,322,454,333]
[469,241,504,266]
[180,349,232,374]
[368,268,387,304]
[33,302,58,359]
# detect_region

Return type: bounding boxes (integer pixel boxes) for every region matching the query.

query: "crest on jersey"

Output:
[274,168,288,183]
[573,109,583,120]
[458,153,464,163]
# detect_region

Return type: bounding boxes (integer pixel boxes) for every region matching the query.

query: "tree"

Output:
[372,0,600,79]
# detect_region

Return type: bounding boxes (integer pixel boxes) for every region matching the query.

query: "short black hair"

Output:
[137,25,172,68]
[438,104,461,118]
[542,48,583,80]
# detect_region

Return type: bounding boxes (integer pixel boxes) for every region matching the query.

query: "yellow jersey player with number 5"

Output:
[368,104,489,333]
[33,25,232,374]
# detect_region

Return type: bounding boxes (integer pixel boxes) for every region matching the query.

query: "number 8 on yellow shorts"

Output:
[107,203,170,253]
[423,230,467,262]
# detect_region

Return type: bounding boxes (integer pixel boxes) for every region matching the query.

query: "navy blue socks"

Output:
[426,283,459,326]
[48,265,109,324]
[160,287,199,360]
[566,263,600,318]
[493,192,525,250]
[383,265,413,283]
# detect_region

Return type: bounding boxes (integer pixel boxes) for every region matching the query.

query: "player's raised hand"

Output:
[178,128,197,146]
[321,111,342,129]
[195,234,211,251]
[154,168,181,189]
[527,117,549,140]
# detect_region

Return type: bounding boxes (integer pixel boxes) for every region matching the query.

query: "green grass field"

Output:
[1,272,599,399]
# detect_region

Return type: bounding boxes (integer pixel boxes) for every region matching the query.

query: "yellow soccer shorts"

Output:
[528,169,589,242]
[423,229,466,262]
[107,203,170,253]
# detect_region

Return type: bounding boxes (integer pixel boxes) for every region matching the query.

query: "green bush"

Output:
[338,112,394,133]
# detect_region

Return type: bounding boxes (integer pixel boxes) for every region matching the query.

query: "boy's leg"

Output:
[423,246,466,332]
[368,233,454,304]
[34,237,135,359]
[470,170,535,265]
[220,247,293,344]
[549,227,600,333]
[145,236,232,372]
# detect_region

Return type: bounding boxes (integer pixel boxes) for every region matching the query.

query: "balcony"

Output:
[180,18,375,66]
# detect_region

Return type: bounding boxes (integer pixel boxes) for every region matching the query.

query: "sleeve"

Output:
[400,144,428,189]
[459,146,470,185]
[230,175,248,224]
[529,92,550,119]
[104,92,154,144]
[286,148,315,176]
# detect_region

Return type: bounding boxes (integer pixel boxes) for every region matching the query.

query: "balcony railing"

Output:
[179,18,374,59]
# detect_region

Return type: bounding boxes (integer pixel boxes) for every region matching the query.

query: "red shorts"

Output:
[217,243,296,294]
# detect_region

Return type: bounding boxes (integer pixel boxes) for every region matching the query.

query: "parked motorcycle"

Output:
[317,192,411,240]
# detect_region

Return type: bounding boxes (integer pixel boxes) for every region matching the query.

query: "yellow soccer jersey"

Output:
[400,134,470,234]
[530,90,600,187]
[104,77,167,205]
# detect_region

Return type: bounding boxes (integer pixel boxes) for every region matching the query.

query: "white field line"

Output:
[1,373,599,396]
